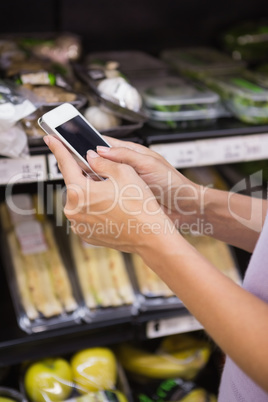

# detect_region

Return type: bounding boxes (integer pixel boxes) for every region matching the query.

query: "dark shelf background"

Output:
[1,0,268,54]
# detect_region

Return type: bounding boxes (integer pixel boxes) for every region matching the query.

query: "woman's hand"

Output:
[99,136,201,225]
[44,135,174,253]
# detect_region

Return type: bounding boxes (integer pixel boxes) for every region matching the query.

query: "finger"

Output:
[96,146,160,175]
[43,135,85,185]
[102,136,151,155]
[87,149,135,180]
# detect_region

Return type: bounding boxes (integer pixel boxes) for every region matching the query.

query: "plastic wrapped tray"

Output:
[202,70,268,124]
[74,63,148,123]
[0,195,83,334]
[137,75,221,129]
[19,356,133,402]
[66,231,139,323]
[0,387,25,402]
[161,47,245,79]
[86,50,168,79]
[222,20,268,63]
[124,253,184,312]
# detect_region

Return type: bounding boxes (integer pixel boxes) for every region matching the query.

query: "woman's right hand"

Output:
[99,136,202,226]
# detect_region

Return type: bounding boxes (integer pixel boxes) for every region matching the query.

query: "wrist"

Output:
[135,215,186,271]
[168,182,207,224]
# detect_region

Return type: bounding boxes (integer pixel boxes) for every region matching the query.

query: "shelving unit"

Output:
[0,0,268,385]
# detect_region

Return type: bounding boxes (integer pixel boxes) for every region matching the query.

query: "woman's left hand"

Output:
[44,135,172,253]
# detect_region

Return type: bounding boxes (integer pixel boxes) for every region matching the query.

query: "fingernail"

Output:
[87,149,100,158]
[97,146,110,153]
[43,135,50,146]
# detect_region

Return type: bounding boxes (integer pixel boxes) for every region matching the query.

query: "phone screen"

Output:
[56,115,109,160]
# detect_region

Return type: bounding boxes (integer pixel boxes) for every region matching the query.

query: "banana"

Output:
[116,342,210,380]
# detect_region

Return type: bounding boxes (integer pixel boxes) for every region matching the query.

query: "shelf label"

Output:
[146,314,203,338]
[244,133,268,161]
[47,154,63,180]
[0,155,47,185]
[150,142,198,167]
[150,133,268,168]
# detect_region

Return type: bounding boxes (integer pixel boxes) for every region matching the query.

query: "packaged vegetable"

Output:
[116,334,211,380]
[98,76,143,112]
[138,75,220,129]
[21,348,130,402]
[161,47,245,79]
[201,70,268,124]
[17,33,82,64]
[86,50,168,79]
[222,19,268,63]
[84,105,121,131]
[0,387,24,402]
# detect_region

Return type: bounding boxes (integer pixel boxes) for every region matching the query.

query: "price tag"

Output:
[220,136,245,162]
[0,155,47,185]
[47,154,63,180]
[150,142,198,168]
[197,138,223,165]
[146,314,203,338]
[245,133,268,161]
[15,220,48,255]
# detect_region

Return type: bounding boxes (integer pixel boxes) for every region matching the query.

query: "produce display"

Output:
[139,75,220,129]
[201,70,268,124]
[0,194,80,333]
[83,105,122,131]
[179,388,217,402]
[97,76,142,113]
[116,333,211,381]
[222,20,268,63]
[70,232,135,310]
[24,358,73,402]
[22,347,129,402]
[161,46,245,79]
[0,387,24,402]
[0,33,86,144]
[86,50,168,79]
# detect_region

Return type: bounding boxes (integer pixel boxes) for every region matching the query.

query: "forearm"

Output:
[177,185,268,252]
[139,230,268,392]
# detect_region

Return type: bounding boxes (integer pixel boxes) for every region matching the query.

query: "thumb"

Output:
[43,135,85,185]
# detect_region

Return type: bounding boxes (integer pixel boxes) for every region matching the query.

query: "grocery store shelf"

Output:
[1,120,268,186]
[0,261,133,366]
[133,308,203,340]
[0,256,198,366]
[141,118,268,144]
[142,119,268,168]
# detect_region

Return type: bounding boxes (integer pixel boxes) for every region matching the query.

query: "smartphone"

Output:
[38,103,110,180]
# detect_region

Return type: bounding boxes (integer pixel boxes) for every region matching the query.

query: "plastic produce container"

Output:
[139,75,221,129]
[0,194,83,334]
[0,387,25,402]
[222,20,268,63]
[202,71,268,124]
[161,47,245,79]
